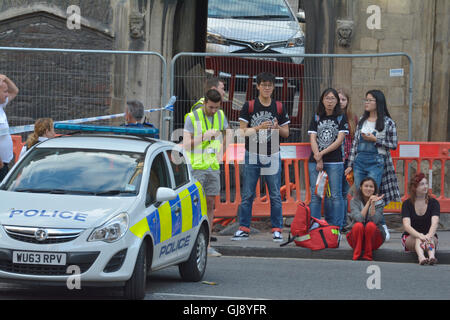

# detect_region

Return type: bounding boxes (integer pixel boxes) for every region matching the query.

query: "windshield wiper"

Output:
[15,188,64,194]
[231,14,291,20]
[95,190,136,196]
[14,188,95,195]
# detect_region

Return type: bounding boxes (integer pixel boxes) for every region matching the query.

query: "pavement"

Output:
[211,226,450,265]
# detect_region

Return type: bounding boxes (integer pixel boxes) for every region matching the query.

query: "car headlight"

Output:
[206,31,229,45]
[88,212,129,243]
[286,31,304,48]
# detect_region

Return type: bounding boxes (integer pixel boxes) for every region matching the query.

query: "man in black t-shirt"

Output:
[232,72,290,242]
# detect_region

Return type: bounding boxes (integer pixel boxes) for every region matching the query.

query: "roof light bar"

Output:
[54,123,159,137]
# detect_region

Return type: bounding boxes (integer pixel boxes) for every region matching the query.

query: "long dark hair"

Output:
[356,177,379,205]
[316,88,342,117]
[358,89,391,132]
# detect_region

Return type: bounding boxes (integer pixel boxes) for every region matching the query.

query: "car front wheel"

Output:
[123,241,147,300]
[178,225,207,282]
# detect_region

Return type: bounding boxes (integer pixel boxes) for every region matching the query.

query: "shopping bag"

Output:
[346,171,354,187]
[314,170,328,198]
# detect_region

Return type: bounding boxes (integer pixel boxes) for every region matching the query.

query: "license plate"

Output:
[13,251,67,266]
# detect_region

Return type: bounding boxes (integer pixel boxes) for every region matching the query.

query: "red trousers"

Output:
[346,222,384,260]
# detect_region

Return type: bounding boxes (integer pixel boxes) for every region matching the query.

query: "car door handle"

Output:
[193,196,199,204]
[174,207,181,215]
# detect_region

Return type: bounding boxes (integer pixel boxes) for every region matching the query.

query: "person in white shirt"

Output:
[0,74,19,182]
[19,118,56,159]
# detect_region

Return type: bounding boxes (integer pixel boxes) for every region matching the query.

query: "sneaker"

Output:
[231,229,249,240]
[383,224,390,242]
[208,247,222,257]
[273,231,283,242]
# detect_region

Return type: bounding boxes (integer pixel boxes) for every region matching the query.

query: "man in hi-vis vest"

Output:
[183,89,228,257]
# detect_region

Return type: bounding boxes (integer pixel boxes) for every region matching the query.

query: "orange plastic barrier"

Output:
[11,135,25,162]
[390,142,450,213]
[214,142,450,218]
[10,136,449,215]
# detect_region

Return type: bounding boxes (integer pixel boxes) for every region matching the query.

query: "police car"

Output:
[0,124,209,299]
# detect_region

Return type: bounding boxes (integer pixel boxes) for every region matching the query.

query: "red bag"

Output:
[281,202,340,250]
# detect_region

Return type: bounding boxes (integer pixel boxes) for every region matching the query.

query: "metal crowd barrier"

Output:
[170,52,414,141]
[0,46,168,137]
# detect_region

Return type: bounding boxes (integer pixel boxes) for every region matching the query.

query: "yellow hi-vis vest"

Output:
[187,108,225,171]
[184,97,205,122]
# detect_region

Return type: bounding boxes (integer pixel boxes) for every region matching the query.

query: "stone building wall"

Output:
[0,7,114,125]
[0,0,203,134]
[333,0,449,142]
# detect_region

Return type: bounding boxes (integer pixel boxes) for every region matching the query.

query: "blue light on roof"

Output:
[54,123,159,137]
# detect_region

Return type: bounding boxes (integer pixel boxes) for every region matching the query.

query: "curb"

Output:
[213,245,450,265]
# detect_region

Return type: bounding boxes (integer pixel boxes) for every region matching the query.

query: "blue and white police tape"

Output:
[0,96,176,136]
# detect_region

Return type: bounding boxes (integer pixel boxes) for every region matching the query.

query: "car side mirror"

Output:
[155,187,177,203]
[296,10,305,23]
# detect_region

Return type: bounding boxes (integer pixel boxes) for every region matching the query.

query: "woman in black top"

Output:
[401,172,440,265]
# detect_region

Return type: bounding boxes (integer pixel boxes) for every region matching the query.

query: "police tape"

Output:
[0,96,176,136]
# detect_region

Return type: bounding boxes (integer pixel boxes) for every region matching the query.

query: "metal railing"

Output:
[0,46,167,137]
[169,52,413,141]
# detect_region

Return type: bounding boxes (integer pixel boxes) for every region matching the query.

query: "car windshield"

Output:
[208,0,293,20]
[3,148,145,196]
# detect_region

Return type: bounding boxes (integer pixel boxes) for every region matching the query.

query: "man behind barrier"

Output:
[183,89,228,257]
[232,72,290,242]
[0,74,19,182]
[124,99,156,129]
[185,77,226,121]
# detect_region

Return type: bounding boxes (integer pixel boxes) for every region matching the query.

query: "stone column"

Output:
[429,0,449,142]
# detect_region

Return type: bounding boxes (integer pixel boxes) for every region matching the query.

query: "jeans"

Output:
[353,152,386,225]
[353,152,384,194]
[341,159,351,229]
[239,151,283,230]
[308,162,345,228]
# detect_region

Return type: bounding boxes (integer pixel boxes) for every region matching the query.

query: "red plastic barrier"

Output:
[215,142,450,218]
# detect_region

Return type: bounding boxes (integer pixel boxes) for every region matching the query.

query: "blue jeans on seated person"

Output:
[238,151,283,230]
[308,162,345,228]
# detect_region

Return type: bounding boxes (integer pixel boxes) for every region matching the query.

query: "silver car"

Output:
[207,0,305,64]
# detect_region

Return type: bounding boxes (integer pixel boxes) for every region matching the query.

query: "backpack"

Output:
[248,100,283,115]
[281,202,340,250]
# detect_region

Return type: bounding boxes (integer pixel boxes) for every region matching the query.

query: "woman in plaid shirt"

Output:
[345,90,401,235]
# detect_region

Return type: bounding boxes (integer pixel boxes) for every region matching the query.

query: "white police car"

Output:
[0,124,209,299]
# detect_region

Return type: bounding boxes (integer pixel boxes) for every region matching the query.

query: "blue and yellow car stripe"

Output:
[129,182,207,244]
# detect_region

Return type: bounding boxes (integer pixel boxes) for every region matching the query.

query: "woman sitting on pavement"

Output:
[401,172,440,265]
[19,118,55,159]
[346,177,385,261]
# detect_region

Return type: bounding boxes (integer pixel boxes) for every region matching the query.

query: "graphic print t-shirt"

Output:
[308,114,349,163]
[239,98,290,156]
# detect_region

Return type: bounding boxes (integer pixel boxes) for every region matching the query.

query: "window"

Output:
[5,148,145,196]
[167,150,190,189]
[146,152,171,206]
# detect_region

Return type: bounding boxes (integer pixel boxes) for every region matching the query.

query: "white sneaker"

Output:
[208,247,222,257]
[273,231,283,242]
[231,229,249,240]
[383,224,390,242]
